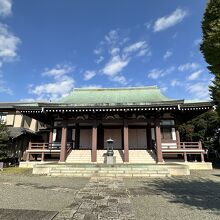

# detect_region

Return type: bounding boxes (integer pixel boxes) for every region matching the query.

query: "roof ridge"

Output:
[74,86,158,91]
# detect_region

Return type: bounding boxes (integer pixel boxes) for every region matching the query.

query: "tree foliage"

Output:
[179,110,220,149]
[0,123,9,160]
[200,0,220,115]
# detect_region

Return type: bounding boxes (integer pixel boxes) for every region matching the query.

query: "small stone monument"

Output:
[106,138,116,165]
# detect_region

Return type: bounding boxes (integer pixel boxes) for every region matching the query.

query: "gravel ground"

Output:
[0,171,89,212]
[124,169,220,220]
[1,168,220,220]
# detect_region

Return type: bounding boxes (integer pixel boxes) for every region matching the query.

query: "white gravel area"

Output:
[0,172,89,212]
[124,169,220,220]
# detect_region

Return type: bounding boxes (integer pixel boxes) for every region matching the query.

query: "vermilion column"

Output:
[91,121,97,162]
[60,123,67,162]
[147,123,152,149]
[123,120,129,163]
[155,120,163,163]
[49,129,53,145]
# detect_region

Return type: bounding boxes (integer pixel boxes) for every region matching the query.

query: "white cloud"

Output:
[163,50,173,60]
[111,75,128,86]
[0,77,13,95]
[110,47,120,56]
[171,79,181,87]
[0,22,20,95]
[94,47,102,55]
[80,84,102,89]
[148,69,163,79]
[144,21,152,29]
[153,8,188,32]
[19,98,37,102]
[0,23,21,62]
[0,0,12,17]
[95,56,104,64]
[105,30,118,44]
[42,64,74,78]
[178,62,199,72]
[31,78,74,101]
[148,66,175,79]
[187,70,203,81]
[123,41,151,57]
[29,64,75,101]
[103,55,129,76]
[83,70,96,81]
[194,38,202,46]
[172,33,178,39]
[186,82,211,99]
[99,31,151,83]
[160,86,168,92]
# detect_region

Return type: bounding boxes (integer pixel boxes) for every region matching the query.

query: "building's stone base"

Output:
[174,162,213,170]
[31,163,191,177]
[19,161,54,168]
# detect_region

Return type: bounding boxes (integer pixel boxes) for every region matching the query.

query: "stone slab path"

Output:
[53,177,135,220]
[0,208,57,220]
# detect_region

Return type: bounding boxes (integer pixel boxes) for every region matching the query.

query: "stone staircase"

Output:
[66,150,156,164]
[97,150,124,164]
[47,164,170,178]
[129,150,156,164]
[66,150,91,163]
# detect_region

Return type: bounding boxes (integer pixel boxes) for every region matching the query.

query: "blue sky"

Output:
[0,0,212,102]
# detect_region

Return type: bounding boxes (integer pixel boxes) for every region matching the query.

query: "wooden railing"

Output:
[179,141,202,149]
[161,141,205,162]
[25,142,72,162]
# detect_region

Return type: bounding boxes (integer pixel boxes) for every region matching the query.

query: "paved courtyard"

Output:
[0,168,220,219]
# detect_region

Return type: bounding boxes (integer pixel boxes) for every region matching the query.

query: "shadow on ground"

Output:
[128,177,220,212]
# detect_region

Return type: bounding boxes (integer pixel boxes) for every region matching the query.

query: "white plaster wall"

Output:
[14,114,23,127]
[6,114,15,126]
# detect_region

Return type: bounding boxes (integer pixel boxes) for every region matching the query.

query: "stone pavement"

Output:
[0,208,57,220]
[53,177,135,220]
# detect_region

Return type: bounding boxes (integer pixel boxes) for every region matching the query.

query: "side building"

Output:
[0,103,46,161]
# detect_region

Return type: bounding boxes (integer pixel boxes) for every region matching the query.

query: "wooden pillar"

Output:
[41,143,46,161]
[75,123,80,149]
[91,121,97,162]
[49,129,53,145]
[147,123,152,149]
[123,120,129,163]
[155,120,163,163]
[183,142,187,162]
[176,127,180,148]
[60,122,67,162]
[26,142,31,161]
[199,141,205,162]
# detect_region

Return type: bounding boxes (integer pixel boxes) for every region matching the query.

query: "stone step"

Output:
[49,167,170,178]
[49,172,170,178]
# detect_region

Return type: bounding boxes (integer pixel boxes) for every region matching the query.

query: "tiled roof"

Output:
[61,86,173,106]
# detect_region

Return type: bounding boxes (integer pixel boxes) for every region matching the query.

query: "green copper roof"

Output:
[61,86,172,106]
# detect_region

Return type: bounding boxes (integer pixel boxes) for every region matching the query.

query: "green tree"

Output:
[0,123,9,160]
[179,110,220,150]
[200,0,220,115]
